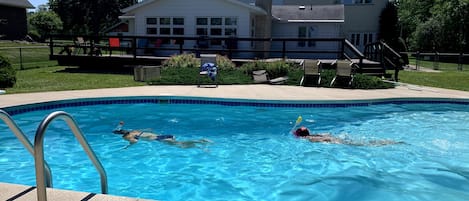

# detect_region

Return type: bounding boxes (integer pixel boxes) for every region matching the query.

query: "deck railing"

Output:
[48,34,362,60]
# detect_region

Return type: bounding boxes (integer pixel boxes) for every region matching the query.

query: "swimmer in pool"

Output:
[293,126,404,146]
[113,121,212,149]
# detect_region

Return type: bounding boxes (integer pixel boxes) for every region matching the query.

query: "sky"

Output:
[28,0,48,10]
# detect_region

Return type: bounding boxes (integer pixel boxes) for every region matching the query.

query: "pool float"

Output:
[0,90,5,95]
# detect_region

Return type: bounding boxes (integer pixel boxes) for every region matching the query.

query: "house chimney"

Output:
[254,0,273,58]
[255,0,272,15]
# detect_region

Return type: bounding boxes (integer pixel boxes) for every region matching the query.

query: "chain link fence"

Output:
[0,46,58,70]
[404,52,468,72]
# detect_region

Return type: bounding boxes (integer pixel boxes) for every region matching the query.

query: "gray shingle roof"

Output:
[0,0,34,8]
[272,5,344,22]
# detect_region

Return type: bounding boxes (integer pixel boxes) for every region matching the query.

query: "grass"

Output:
[0,41,57,70]
[399,71,469,91]
[7,66,146,93]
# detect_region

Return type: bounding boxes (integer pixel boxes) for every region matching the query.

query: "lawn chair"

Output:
[197,54,218,88]
[73,37,89,55]
[300,59,322,86]
[330,60,354,87]
[252,70,289,85]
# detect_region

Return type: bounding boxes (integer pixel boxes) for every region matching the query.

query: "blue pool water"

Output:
[1,98,469,201]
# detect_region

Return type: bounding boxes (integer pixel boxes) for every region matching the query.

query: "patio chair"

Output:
[330,60,355,87]
[73,37,89,55]
[197,54,218,88]
[252,70,289,85]
[300,59,322,86]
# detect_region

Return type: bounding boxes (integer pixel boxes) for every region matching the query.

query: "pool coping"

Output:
[3,95,469,116]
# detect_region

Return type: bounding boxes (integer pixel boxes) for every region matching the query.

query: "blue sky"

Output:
[29,0,48,10]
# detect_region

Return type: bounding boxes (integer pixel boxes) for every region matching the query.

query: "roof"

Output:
[121,0,266,15]
[0,0,34,8]
[272,5,344,23]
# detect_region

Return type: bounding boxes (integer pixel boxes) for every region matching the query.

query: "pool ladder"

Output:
[0,110,108,201]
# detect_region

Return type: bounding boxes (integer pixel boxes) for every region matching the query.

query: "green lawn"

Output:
[0,41,57,70]
[7,66,146,94]
[399,70,469,91]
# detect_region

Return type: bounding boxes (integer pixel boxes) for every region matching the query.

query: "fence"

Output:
[0,46,57,70]
[405,52,468,71]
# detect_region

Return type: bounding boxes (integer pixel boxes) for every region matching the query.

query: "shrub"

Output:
[161,53,236,70]
[351,74,394,89]
[0,55,17,88]
[161,53,199,68]
[240,60,292,78]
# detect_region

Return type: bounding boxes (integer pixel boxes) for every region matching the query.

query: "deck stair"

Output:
[361,41,406,80]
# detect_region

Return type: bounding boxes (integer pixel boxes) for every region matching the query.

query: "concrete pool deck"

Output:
[2,84,469,108]
[1,84,469,201]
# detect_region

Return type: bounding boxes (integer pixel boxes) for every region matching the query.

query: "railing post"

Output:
[133,37,137,59]
[19,48,24,70]
[282,40,286,59]
[433,51,439,70]
[49,36,54,58]
[415,51,420,71]
[458,52,463,71]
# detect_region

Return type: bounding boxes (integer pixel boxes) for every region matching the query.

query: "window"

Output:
[173,28,184,35]
[160,18,171,25]
[196,17,238,46]
[352,0,372,4]
[160,28,171,35]
[298,26,317,47]
[197,18,208,25]
[298,27,307,47]
[173,18,184,25]
[211,18,222,25]
[146,28,157,35]
[146,18,157,25]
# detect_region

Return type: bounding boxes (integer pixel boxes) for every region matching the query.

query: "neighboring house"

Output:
[119,0,388,58]
[0,0,34,40]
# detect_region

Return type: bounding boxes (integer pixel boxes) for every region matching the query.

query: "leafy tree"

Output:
[28,10,63,42]
[378,2,399,48]
[49,0,138,35]
[398,0,468,52]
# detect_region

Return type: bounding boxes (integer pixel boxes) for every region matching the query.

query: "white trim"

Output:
[287,20,344,23]
[122,0,267,15]
[118,16,135,19]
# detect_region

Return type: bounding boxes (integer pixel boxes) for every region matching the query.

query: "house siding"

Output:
[124,0,256,57]
[271,22,341,58]
[0,6,28,40]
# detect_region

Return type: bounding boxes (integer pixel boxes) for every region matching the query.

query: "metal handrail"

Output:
[0,110,53,187]
[34,111,108,201]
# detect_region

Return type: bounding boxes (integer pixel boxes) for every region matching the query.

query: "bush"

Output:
[240,60,294,78]
[351,74,394,89]
[161,53,236,70]
[0,55,17,88]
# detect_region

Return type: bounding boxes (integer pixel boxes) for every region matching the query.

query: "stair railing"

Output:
[34,111,108,201]
[0,109,53,187]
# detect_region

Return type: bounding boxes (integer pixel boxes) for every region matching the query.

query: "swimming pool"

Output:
[1,97,469,201]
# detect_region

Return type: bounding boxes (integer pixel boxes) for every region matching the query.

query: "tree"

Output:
[50,0,139,35]
[28,10,63,42]
[398,0,468,52]
[378,2,400,48]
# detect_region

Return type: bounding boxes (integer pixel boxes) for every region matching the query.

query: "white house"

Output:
[118,0,388,58]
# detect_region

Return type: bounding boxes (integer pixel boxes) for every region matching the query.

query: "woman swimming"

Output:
[113,121,212,149]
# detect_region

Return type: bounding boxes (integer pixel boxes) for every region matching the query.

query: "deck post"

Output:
[132,37,137,59]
